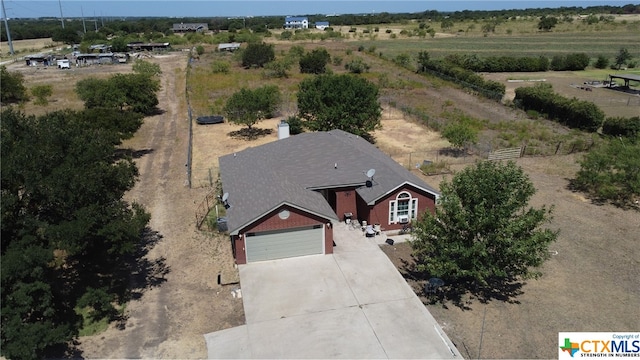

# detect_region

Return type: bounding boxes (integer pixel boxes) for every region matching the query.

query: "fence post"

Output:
[555,142,562,155]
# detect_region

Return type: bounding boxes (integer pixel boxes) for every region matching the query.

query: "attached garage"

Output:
[245,225,324,263]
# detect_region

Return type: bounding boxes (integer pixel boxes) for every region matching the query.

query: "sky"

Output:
[2,0,637,19]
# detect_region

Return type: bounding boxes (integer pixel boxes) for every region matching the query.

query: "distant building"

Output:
[218,43,241,52]
[127,42,171,51]
[315,21,330,30]
[89,44,112,53]
[284,16,309,29]
[173,23,209,33]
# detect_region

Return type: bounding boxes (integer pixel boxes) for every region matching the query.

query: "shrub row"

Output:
[419,60,505,101]
[514,83,605,131]
[442,53,591,72]
[445,54,550,72]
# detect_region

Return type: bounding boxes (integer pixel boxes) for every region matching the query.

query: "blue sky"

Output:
[2,1,636,18]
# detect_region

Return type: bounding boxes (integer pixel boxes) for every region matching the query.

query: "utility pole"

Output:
[1,0,14,55]
[58,0,64,28]
[81,6,86,33]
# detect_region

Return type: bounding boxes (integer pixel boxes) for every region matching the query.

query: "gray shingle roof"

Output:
[219,129,439,235]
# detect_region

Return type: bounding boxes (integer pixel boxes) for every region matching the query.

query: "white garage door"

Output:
[245,225,324,263]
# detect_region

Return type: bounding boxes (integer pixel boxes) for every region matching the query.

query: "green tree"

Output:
[241,42,275,68]
[299,48,331,74]
[196,45,205,56]
[615,47,632,69]
[412,161,557,297]
[1,108,150,359]
[538,16,559,31]
[297,74,381,141]
[52,27,81,44]
[132,59,162,77]
[30,84,53,106]
[76,73,160,115]
[224,85,281,130]
[1,65,29,105]
[595,55,609,69]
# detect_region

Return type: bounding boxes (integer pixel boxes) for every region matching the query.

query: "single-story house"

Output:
[173,23,209,32]
[217,43,241,52]
[315,21,330,30]
[284,16,309,29]
[219,129,440,264]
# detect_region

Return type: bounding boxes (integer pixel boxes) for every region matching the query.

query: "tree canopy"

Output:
[411,161,557,300]
[299,48,331,74]
[75,73,160,115]
[223,85,281,130]
[297,74,381,141]
[1,65,29,105]
[1,108,150,359]
[241,42,275,68]
[538,16,559,31]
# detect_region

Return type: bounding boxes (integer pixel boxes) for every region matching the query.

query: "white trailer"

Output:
[57,59,70,69]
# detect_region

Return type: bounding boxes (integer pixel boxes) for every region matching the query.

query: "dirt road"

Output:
[78,54,244,358]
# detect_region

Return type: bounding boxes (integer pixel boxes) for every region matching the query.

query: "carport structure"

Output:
[608,73,640,89]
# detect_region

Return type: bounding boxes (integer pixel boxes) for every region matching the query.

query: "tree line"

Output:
[3,4,639,42]
[1,62,162,359]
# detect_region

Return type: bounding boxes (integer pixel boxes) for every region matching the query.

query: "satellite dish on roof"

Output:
[366,169,376,178]
[222,193,229,202]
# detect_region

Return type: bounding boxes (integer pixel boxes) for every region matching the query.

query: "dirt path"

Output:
[78,54,244,358]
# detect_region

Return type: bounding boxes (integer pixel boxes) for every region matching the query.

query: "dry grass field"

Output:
[5,22,639,358]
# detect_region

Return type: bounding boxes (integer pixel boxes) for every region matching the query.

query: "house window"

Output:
[388,192,418,224]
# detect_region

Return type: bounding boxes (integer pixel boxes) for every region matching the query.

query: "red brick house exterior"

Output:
[219,130,439,264]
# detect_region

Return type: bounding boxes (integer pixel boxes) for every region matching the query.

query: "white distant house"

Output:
[284,16,309,29]
[218,43,241,52]
[315,21,330,30]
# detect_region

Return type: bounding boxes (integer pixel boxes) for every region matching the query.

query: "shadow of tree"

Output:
[229,127,273,140]
[399,255,524,310]
[115,148,155,160]
[109,227,169,333]
[438,147,467,158]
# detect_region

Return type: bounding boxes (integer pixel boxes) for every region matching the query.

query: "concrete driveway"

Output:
[204,224,461,359]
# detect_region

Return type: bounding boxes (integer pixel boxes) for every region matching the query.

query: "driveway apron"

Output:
[204,224,461,359]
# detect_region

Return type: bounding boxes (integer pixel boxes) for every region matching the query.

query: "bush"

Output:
[572,136,640,207]
[602,116,640,137]
[594,55,609,69]
[344,58,370,74]
[285,115,305,135]
[299,48,331,74]
[30,84,53,106]
[385,29,392,34]
[550,53,590,71]
[211,60,230,74]
[241,42,275,68]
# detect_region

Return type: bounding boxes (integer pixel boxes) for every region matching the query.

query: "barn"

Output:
[219,129,439,264]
